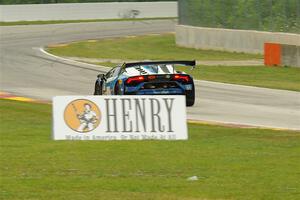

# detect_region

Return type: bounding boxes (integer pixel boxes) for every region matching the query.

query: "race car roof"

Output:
[123,60,196,68]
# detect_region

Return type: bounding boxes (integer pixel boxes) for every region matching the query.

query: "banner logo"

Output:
[64,99,101,133]
[53,96,188,140]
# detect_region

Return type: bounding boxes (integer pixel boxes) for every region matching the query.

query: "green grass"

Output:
[47,34,262,61]
[1,99,300,200]
[0,17,176,26]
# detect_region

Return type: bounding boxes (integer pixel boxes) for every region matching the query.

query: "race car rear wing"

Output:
[122,60,196,68]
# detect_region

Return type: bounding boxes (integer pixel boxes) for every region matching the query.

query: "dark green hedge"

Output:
[178,0,300,33]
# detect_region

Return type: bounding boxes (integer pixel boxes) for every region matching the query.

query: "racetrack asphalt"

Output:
[1,20,300,130]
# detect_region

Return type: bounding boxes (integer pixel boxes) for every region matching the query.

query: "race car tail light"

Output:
[172,74,191,83]
[126,76,145,85]
[148,75,156,80]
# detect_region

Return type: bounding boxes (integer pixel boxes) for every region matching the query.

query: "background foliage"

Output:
[178,0,300,33]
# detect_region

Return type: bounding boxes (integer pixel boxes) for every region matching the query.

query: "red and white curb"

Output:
[0,92,50,104]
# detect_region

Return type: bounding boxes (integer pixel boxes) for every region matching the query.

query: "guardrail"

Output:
[265,43,300,68]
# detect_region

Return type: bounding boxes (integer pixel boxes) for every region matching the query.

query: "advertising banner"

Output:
[53,96,187,140]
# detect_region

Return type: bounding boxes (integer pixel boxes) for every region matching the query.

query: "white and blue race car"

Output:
[94,61,196,106]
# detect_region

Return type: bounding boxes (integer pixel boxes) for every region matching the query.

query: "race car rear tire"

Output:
[114,82,120,95]
[186,84,195,107]
[186,98,195,107]
[94,81,102,95]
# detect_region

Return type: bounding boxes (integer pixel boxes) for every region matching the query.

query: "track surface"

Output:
[1,20,300,130]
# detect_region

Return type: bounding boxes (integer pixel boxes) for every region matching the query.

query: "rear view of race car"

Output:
[94,61,196,106]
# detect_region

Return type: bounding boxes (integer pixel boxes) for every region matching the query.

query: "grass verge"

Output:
[1,99,299,200]
[47,34,262,61]
[0,17,176,26]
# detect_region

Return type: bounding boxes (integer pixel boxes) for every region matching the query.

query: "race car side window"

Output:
[106,69,115,79]
[113,66,121,77]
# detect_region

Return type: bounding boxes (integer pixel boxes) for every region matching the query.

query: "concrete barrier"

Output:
[264,43,300,68]
[281,44,300,68]
[176,25,300,54]
[0,2,177,22]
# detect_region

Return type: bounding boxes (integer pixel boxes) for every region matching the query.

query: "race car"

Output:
[94,60,196,106]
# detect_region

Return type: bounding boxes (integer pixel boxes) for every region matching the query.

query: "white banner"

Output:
[53,96,187,140]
